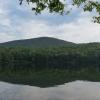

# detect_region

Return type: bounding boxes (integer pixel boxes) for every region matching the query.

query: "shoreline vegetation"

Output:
[0,45,100,87]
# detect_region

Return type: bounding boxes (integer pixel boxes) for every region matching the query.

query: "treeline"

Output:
[0,44,100,71]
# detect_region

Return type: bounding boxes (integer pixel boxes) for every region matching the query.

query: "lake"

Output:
[0,80,100,100]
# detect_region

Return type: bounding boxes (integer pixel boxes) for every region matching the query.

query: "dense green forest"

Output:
[1,37,100,87]
[0,43,100,71]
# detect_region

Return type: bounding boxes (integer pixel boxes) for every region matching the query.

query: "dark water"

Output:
[0,81,100,100]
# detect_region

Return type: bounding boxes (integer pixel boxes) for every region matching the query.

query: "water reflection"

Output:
[0,81,100,100]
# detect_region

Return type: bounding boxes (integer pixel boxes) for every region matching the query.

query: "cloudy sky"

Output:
[0,0,100,43]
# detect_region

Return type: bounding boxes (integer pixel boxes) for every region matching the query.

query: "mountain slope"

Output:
[0,37,75,47]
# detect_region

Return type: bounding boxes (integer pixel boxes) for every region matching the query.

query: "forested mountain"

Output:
[1,37,100,71]
[0,37,75,47]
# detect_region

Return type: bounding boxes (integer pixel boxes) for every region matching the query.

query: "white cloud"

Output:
[16,20,59,39]
[0,1,11,27]
[58,20,100,43]
[0,32,16,43]
[14,11,100,43]
[0,0,100,43]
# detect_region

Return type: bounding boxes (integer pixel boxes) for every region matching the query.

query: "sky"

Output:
[0,0,100,43]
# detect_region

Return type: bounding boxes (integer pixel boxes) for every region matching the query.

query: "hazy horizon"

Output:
[0,36,100,44]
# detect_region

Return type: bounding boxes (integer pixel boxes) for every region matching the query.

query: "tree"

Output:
[19,0,100,23]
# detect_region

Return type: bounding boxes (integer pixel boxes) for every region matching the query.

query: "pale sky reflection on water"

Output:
[0,81,100,100]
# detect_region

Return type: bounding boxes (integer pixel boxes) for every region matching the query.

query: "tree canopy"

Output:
[19,0,100,23]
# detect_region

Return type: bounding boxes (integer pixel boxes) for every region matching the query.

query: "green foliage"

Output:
[19,0,100,23]
[20,0,64,14]
[0,42,100,86]
[1,42,100,71]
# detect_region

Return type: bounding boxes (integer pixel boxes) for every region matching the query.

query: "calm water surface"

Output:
[0,81,100,100]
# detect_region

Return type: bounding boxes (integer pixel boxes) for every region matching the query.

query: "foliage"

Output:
[0,44,100,86]
[19,0,100,23]
[1,43,100,70]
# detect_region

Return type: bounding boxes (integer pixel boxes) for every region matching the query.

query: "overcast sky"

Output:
[0,0,100,43]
